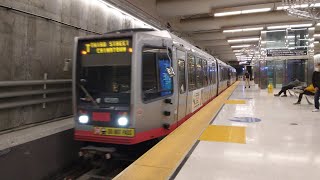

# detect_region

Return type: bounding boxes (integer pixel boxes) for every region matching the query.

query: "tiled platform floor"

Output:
[175,82,320,180]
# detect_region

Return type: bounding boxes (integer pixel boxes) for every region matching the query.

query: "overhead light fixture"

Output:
[242,8,271,14]
[214,11,241,17]
[291,24,313,28]
[265,30,287,33]
[314,34,320,37]
[223,29,243,33]
[231,45,252,48]
[228,37,260,43]
[243,27,264,31]
[233,50,242,52]
[314,41,319,44]
[260,40,276,44]
[267,25,289,29]
[286,35,295,39]
[267,24,312,30]
[214,8,271,17]
[223,27,263,33]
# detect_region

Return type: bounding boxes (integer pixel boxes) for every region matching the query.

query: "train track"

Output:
[77,160,131,180]
[53,139,160,180]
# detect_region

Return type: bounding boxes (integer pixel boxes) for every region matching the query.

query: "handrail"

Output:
[0,88,71,98]
[0,79,72,109]
[0,97,71,110]
[0,79,72,87]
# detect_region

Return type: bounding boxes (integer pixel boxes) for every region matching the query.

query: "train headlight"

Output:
[79,115,89,124]
[118,117,128,126]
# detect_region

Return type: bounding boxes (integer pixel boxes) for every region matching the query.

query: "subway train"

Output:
[73,29,236,145]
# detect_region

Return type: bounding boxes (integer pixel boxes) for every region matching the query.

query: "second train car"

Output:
[73,29,236,145]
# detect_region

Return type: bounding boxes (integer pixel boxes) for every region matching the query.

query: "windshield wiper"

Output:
[79,85,99,108]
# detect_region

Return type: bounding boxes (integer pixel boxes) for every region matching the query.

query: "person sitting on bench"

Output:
[293,84,315,105]
[274,79,302,97]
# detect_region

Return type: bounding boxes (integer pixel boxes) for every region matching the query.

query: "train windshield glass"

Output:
[80,66,131,94]
[77,38,132,104]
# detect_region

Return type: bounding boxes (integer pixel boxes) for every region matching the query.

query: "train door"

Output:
[137,37,177,132]
[216,61,220,95]
[176,49,187,123]
[186,53,197,115]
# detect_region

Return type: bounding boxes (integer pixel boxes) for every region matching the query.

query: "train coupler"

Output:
[79,146,116,160]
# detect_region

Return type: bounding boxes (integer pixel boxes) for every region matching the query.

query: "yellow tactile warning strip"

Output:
[199,125,246,144]
[114,82,240,180]
[225,99,246,104]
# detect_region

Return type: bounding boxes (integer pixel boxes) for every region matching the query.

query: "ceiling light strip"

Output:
[96,0,160,31]
[231,45,252,48]
[228,38,260,43]
[223,27,263,33]
[242,8,271,14]
[214,8,271,17]
[267,23,312,30]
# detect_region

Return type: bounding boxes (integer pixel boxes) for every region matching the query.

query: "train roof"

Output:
[135,30,234,68]
[76,29,234,70]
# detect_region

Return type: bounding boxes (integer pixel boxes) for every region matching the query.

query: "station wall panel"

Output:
[0,0,146,131]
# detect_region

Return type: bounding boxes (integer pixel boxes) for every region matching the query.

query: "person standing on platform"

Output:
[312,63,320,112]
[244,71,250,88]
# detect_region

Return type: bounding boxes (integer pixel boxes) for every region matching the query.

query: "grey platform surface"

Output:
[0,117,74,151]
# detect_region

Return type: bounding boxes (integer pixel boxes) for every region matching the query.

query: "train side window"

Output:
[142,47,173,102]
[196,57,203,88]
[202,59,208,87]
[187,53,196,91]
[178,59,186,94]
[223,68,227,81]
[219,66,223,81]
[208,65,212,85]
[212,63,216,84]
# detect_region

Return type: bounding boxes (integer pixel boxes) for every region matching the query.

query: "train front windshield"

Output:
[77,38,132,106]
[81,66,130,93]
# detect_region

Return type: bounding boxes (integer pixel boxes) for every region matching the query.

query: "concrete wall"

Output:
[0,0,148,131]
[0,129,82,180]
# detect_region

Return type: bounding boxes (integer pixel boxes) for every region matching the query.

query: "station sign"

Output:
[266,49,307,57]
[80,38,132,55]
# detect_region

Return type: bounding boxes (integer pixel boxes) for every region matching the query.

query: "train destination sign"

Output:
[266,49,307,57]
[81,39,132,55]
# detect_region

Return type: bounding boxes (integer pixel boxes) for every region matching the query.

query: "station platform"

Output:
[114,81,320,180]
[0,117,82,179]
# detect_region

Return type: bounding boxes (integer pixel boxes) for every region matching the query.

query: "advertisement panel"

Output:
[192,89,202,112]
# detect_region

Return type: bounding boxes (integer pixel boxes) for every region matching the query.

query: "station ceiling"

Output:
[157,0,318,62]
[119,0,318,62]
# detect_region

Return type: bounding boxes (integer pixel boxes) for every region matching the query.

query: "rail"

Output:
[0,79,72,87]
[0,79,72,109]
